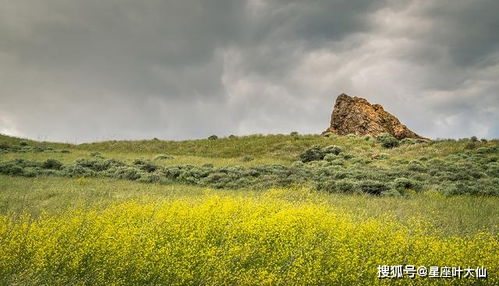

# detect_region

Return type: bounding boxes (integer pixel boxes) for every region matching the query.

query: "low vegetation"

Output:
[1,139,497,195]
[0,133,497,284]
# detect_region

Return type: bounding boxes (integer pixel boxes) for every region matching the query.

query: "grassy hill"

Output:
[0,133,498,284]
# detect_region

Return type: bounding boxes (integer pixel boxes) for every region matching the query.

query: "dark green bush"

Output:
[299,145,325,162]
[476,146,498,154]
[133,159,157,173]
[137,173,163,184]
[341,153,354,160]
[0,161,24,176]
[334,179,359,193]
[62,165,96,178]
[208,135,218,140]
[393,177,422,192]
[377,133,399,148]
[323,145,342,155]
[42,159,63,170]
[299,145,342,163]
[110,166,143,181]
[358,180,390,195]
[74,159,125,172]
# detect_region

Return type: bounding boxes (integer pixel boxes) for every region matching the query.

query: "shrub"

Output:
[19,141,29,146]
[323,145,342,155]
[465,142,477,150]
[0,161,24,176]
[476,146,497,154]
[358,180,390,195]
[334,179,359,193]
[132,159,158,173]
[62,165,96,178]
[290,131,299,136]
[74,159,124,172]
[341,153,354,160]
[299,145,342,163]
[208,135,218,140]
[393,177,422,192]
[377,133,399,148]
[137,173,162,184]
[21,167,38,177]
[299,145,325,162]
[42,159,63,170]
[0,142,10,150]
[110,166,143,181]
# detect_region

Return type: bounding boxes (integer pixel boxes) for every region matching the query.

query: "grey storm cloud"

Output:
[0,0,498,142]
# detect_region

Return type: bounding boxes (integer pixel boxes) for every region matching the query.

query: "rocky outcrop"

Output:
[324,93,426,139]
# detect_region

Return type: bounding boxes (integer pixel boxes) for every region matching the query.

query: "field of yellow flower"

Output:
[1,190,497,285]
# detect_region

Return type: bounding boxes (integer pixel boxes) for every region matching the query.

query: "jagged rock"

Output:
[324,93,426,140]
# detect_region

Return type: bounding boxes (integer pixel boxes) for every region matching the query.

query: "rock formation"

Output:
[324,93,426,139]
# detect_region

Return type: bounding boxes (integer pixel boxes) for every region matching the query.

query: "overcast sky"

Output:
[1,0,498,142]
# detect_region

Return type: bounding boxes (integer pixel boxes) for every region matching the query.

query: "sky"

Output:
[1,0,498,142]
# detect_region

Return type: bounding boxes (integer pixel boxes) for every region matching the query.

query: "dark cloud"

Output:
[0,0,497,142]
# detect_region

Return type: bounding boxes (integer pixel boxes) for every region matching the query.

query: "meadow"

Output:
[0,133,498,285]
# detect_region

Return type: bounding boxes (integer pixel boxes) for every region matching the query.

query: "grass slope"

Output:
[0,133,498,284]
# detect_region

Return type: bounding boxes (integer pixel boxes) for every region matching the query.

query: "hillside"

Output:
[0,132,498,284]
[1,133,498,195]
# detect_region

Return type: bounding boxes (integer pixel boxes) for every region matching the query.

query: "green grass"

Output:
[0,150,288,167]
[0,133,498,284]
[1,175,497,237]
[3,133,497,168]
